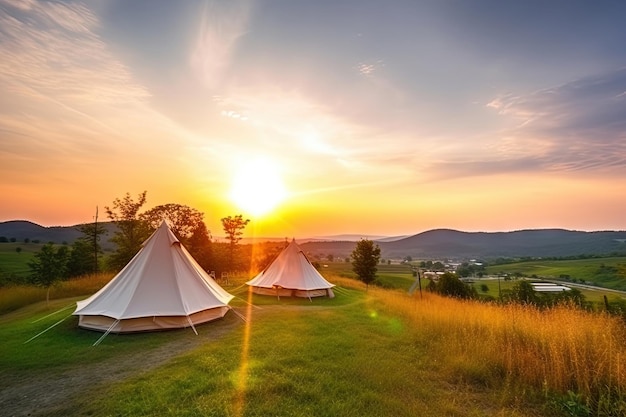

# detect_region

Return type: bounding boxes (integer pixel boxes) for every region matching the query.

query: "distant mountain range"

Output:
[1,220,626,260]
[301,228,626,260]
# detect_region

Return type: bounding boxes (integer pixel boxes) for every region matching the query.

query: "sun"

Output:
[229,157,288,217]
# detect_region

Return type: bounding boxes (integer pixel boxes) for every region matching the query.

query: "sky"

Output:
[1,0,626,238]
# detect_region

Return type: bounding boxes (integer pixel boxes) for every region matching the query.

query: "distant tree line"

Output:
[17,191,266,291]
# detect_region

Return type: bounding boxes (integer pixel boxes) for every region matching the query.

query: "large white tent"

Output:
[73,220,234,333]
[247,239,335,298]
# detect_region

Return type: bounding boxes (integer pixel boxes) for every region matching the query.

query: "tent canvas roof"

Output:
[246,239,335,291]
[74,221,233,321]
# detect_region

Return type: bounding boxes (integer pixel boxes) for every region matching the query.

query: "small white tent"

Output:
[247,239,335,298]
[73,220,234,333]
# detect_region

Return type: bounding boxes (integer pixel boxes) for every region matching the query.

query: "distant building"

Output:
[530,282,571,292]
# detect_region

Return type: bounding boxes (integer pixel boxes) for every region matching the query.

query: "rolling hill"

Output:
[2,221,626,260]
[301,228,626,259]
[0,220,117,250]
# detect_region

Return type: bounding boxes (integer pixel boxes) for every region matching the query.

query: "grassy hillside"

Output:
[486,257,626,290]
[2,274,626,416]
[0,242,41,278]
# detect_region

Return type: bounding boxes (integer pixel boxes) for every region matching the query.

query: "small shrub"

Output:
[551,390,591,417]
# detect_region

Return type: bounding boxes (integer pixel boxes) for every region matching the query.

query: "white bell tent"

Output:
[73,220,234,334]
[247,239,335,298]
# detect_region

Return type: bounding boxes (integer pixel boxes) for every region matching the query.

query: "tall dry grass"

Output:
[332,275,626,408]
[0,273,113,314]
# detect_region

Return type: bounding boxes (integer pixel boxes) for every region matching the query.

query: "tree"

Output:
[74,210,107,275]
[436,272,475,299]
[15,247,22,254]
[351,239,381,289]
[187,221,213,271]
[221,215,250,271]
[105,191,150,271]
[140,203,205,243]
[432,261,445,271]
[508,280,537,305]
[28,244,69,304]
[67,239,95,278]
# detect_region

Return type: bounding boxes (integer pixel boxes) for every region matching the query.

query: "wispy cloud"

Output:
[482,68,626,175]
[0,0,189,179]
[0,0,148,105]
[190,0,252,90]
[355,59,384,76]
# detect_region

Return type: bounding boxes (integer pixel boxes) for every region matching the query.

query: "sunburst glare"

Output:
[229,156,288,217]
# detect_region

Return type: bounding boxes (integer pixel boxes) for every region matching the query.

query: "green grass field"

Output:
[0,242,40,277]
[485,256,626,290]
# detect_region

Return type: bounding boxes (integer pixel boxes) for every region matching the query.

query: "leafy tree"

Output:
[221,215,250,271]
[28,244,69,304]
[74,217,107,274]
[140,203,212,268]
[351,239,381,289]
[15,247,22,254]
[105,191,150,271]
[186,221,212,270]
[508,280,538,305]
[140,203,205,243]
[67,239,96,277]
[432,261,445,271]
[435,272,475,299]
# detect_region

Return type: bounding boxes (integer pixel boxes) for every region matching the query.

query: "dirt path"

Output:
[0,312,244,417]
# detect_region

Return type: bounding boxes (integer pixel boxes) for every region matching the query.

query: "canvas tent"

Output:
[247,239,335,298]
[73,220,234,333]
